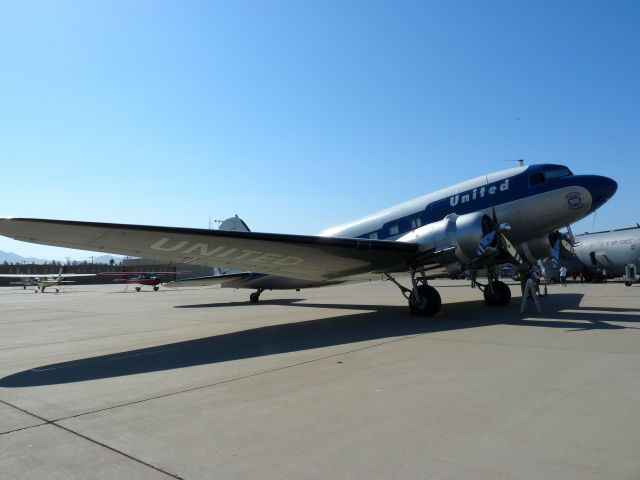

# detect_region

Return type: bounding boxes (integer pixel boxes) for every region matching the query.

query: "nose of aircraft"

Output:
[583,175,618,213]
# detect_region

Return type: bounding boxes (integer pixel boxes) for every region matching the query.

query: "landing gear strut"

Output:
[385,268,442,316]
[250,288,265,303]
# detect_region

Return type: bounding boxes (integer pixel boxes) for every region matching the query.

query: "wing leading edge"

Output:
[0,218,434,282]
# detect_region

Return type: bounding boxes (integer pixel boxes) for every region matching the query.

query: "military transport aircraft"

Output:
[0,164,617,315]
[573,226,640,285]
[543,225,640,285]
[0,268,96,293]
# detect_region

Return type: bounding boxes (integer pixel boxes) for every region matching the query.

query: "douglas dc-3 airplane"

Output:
[0,164,616,315]
[0,268,96,293]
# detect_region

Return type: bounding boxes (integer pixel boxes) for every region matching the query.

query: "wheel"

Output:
[135,286,142,292]
[153,285,160,291]
[484,281,511,306]
[55,288,60,293]
[249,292,260,303]
[408,285,442,316]
[625,281,633,287]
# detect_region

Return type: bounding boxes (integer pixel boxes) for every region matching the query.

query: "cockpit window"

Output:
[529,172,545,186]
[544,167,573,179]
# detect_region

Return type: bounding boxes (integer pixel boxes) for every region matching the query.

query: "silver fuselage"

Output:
[222,164,616,290]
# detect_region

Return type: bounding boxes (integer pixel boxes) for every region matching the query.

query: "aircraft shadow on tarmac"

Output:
[2,293,640,388]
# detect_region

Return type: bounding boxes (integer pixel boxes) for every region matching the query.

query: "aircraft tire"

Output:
[135,286,142,292]
[625,281,633,287]
[409,285,441,316]
[484,281,511,306]
[153,285,160,291]
[250,292,260,303]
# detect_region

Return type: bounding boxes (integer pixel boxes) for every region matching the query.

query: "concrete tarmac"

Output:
[1,280,639,479]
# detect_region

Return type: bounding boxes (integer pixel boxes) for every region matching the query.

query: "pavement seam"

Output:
[0,399,183,479]
[0,422,49,436]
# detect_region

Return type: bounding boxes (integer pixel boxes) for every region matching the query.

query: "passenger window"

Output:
[368,232,378,240]
[529,173,545,186]
[389,225,399,236]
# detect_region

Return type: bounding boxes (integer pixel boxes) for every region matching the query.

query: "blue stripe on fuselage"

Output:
[357,164,578,240]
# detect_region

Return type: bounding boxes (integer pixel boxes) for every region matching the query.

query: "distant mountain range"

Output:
[0,250,123,265]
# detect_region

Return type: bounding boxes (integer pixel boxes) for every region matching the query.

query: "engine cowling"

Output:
[517,236,554,264]
[397,212,494,265]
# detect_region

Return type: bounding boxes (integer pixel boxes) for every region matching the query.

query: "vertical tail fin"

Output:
[218,215,250,232]
[216,215,250,275]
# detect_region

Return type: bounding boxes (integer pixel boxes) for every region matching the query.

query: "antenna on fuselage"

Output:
[505,159,525,167]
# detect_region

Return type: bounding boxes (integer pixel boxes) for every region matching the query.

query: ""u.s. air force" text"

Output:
[150,238,304,266]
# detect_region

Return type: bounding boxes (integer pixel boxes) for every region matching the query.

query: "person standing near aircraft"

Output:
[559,265,568,286]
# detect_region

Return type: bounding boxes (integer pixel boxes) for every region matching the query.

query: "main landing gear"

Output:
[474,268,511,306]
[386,268,442,316]
[250,288,265,303]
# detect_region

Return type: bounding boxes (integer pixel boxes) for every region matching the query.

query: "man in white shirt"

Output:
[559,265,568,286]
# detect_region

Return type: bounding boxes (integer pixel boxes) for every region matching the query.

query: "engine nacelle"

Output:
[518,236,553,264]
[397,212,493,265]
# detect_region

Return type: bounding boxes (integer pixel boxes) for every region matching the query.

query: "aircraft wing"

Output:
[0,274,41,278]
[0,218,438,282]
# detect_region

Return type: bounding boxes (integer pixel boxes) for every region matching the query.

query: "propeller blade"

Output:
[499,232,523,264]
[476,231,497,256]
[551,238,561,268]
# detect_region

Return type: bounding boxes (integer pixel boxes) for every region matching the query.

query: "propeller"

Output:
[475,181,523,265]
[548,227,578,269]
[551,237,561,268]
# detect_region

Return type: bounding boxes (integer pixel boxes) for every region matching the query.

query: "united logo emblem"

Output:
[565,192,583,209]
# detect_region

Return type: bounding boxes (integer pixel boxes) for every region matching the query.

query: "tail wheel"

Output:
[409,285,442,316]
[484,281,511,306]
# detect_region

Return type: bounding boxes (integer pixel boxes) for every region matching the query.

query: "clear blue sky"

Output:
[0,1,638,260]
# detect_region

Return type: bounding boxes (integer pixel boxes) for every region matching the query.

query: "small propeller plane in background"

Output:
[98,271,189,292]
[0,268,96,293]
[0,164,617,314]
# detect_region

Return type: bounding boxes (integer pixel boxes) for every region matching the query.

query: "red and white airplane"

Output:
[99,271,188,292]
